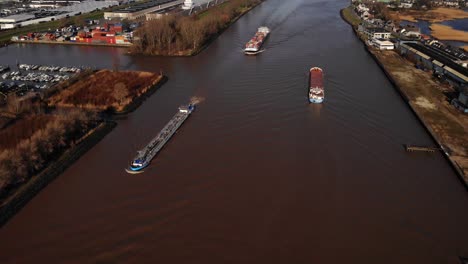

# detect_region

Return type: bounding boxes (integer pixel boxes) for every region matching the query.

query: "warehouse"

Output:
[0,1,118,29]
[104,0,183,19]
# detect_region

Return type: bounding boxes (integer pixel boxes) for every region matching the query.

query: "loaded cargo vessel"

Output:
[244,27,270,55]
[309,67,324,103]
[126,104,195,173]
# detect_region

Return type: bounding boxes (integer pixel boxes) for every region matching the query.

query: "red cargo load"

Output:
[309,67,323,89]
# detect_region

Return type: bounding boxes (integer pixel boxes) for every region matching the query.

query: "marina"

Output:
[0,63,85,97]
[126,103,195,173]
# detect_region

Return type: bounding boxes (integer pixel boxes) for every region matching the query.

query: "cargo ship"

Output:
[244,27,270,55]
[126,104,195,173]
[309,67,324,103]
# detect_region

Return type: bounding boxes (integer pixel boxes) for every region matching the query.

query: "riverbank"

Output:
[340,7,468,185]
[0,120,116,227]
[129,0,264,56]
[11,39,132,48]
[187,0,264,57]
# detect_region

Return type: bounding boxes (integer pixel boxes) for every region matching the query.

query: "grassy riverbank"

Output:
[130,0,264,56]
[0,120,116,227]
[340,5,361,28]
[340,7,468,183]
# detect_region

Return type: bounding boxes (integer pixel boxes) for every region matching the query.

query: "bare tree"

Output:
[113,82,129,105]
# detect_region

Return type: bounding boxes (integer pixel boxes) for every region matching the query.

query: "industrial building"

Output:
[398,41,468,112]
[104,0,183,19]
[29,0,84,8]
[371,38,394,50]
[0,1,118,29]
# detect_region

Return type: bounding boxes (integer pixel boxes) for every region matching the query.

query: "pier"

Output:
[404,144,442,153]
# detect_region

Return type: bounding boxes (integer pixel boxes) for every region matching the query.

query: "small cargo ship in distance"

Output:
[309,67,324,103]
[126,104,195,173]
[244,27,270,55]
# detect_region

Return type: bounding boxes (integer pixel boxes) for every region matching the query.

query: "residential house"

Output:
[364,27,391,39]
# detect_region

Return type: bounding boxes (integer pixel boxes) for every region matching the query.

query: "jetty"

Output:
[404,144,441,153]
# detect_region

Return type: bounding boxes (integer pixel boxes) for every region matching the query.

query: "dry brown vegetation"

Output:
[391,7,468,22]
[0,111,97,198]
[131,0,262,55]
[429,23,468,42]
[371,50,468,179]
[48,70,162,112]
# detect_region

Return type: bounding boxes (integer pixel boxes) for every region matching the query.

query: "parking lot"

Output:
[0,63,85,99]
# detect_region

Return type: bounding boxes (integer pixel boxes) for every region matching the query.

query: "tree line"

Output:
[0,111,96,198]
[130,0,262,55]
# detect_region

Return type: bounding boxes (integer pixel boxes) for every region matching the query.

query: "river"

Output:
[1,0,468,263]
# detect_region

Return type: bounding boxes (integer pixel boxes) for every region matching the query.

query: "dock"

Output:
[404,144,441,153]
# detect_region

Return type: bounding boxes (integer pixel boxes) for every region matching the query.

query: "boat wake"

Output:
[125,168,145,174]
[190,96,205,105]
[243,49,266,55]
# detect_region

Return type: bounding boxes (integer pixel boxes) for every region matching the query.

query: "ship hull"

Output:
[309,97,324,104]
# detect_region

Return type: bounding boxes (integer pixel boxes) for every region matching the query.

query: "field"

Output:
[391,7,468,23]
[371,50,468,179]
[48,70,163,112]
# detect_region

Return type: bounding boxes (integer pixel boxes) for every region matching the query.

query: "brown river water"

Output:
[0,0,468,263]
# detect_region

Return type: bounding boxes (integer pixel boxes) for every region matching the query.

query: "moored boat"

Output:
[309,67,324,103]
